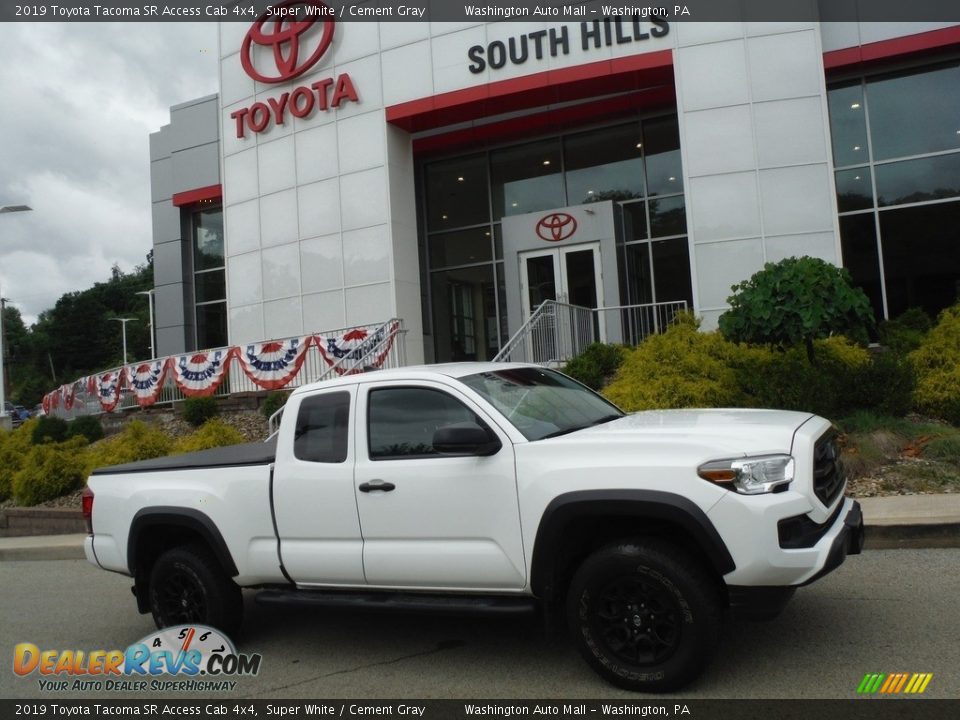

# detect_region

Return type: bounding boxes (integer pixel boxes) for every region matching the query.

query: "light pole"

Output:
[136,289,156,359]
[111,317,136,365]
[0,204,32,426]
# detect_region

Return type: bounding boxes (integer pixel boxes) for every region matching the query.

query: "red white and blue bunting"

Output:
[38,322,401,417]
[171,349,234,398]
[125,359,170,407]
[95,372,123,413]
[236,337,314,390]
[315,321,400,375]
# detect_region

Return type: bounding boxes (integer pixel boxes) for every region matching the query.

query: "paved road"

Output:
[1,548,958,700]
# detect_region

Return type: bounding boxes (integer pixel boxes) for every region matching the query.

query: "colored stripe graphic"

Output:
[858,672,933,694]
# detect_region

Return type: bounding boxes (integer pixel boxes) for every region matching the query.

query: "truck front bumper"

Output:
[799,499,864,585]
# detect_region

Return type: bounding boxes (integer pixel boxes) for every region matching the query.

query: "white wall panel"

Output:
[257,135,296,196]
[227,252,263,306]
[302,290,346,333]
[263,297,304,339]
[223,148,258,205]
[694,238,765,308]
[758,164,835,237]
[262,243,302,300]
[295,123,340,185]
[747,30,822,102]
[683,105,756,177]
[300,233,344,294]
[337,111,386,175]
[344,283,393,326]
[259,189,298,247]
[688,172,762,242]
[380,40,433,106]
[297,178,341,239]
[676,40,750,112]
[343,225,391,286]
[340,167,387,231]
[228,303,264,346]
[225,200,260,256]
[753,96,827,168]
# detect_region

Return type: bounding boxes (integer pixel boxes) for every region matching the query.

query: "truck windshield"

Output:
[459,367,624,441]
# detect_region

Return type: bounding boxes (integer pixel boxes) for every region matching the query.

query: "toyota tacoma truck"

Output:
[83,362,863,692]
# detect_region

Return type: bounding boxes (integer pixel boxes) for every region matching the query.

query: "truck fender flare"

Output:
[529,490,735,600]
[128,506,239,578]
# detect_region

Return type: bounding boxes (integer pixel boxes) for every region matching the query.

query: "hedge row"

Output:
[0,418,245,507]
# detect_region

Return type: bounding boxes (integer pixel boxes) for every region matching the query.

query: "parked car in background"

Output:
[3,402,30,427]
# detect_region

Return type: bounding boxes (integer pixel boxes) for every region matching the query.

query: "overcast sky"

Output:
[0,22,219,325]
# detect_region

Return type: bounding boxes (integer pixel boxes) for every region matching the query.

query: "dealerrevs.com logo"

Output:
[14,625,262,693]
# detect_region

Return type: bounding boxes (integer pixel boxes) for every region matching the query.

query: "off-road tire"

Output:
[567,539,721,692]
[149,543,243,637]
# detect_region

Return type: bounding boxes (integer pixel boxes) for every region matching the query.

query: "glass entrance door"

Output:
[520,243,602,318]
[519,244,604,362]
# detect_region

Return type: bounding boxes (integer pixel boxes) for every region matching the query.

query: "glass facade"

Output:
[192,207,227,349]
[421,115,688,362]
[829,62,960,320]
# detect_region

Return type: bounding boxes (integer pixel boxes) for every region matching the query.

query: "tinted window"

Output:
[294,392,350,463]
[368,388,483,459]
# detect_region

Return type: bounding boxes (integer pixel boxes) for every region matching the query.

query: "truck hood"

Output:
[553,408,815,457]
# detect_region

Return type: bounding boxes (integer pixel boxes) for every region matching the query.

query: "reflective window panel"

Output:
[430,264,498,361]
[194,208,224,271]
[875,153,960,207]
[827,82,869,168]
[643,116,684,196]
[428,227,493,269]
[835,167,874,212]
[564,123,645,205]
[425,154,490,230]
[491,139,563,219]
[839,214,884,323]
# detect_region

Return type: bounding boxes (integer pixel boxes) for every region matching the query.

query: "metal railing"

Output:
[45,318,406,421]
[493,300,688,365]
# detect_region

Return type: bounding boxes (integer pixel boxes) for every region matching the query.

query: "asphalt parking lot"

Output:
[1,548,958,700]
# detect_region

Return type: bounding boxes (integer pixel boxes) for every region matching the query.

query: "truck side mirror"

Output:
[433,422,501,457]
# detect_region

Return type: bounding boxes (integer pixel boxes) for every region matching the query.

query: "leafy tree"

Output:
[718,256,875,364]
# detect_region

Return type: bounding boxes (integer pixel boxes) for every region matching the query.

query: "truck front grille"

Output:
[813,432,845,506]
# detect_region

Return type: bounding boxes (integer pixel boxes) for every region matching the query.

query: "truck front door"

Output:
[353,380,526,591]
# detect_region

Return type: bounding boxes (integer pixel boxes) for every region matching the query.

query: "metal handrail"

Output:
[492,300,593,364]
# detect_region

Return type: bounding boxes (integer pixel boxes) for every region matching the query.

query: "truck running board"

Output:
[255,589,537,616]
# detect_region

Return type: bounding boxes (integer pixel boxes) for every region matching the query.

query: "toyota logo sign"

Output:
[241,0,335,84]
[536,213,578,242]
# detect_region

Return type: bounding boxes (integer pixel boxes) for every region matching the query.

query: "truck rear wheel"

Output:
[567,539,720,692]
[149,543,243,637]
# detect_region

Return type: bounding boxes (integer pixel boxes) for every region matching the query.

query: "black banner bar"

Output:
[1,700,959,720]
[4,0,960,23]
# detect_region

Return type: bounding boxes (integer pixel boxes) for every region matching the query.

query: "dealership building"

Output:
[149,14,960,365]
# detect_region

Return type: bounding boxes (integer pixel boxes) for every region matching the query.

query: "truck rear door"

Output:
[272,385,364,585]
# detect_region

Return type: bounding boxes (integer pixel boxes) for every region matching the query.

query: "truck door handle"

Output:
[358,480,396,493]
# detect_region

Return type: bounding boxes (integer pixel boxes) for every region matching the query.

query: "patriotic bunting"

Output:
[171,349,234,397]
[236,337,314,390]
[315,321,400,375]
[96,372,123,413]
[125,359,171,407]
[37,321,402,419]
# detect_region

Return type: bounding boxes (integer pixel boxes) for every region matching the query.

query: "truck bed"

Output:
[90,437,277,475]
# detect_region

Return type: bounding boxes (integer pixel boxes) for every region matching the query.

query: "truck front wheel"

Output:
[148,543,243,637]
[567,539,721,692]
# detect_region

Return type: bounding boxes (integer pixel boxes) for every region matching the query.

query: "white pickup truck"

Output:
[83,362,863,692]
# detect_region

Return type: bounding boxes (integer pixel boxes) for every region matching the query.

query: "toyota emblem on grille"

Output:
[536,213,578,242]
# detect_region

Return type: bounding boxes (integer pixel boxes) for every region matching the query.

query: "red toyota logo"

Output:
[535,212,578,242]
[241,0,335,84]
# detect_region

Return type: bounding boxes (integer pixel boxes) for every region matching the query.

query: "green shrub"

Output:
[563,343,629,390]
[67,415,105,444]
[174,419,246,454]
[603,321,748,411]
[909,304,960,425]
[261,391,291,420]
[923,434,960,461]
[31,415,69,445]
[858,351,914,418]
[85,420,173,474]
[719,256,875,363]
[0,420,38,499]
[183,396,219,427]
[878,308,932,355]
[11,436,89,506]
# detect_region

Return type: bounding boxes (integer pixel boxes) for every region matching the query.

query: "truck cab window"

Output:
[368,387,483,459]
[294,391,350,463]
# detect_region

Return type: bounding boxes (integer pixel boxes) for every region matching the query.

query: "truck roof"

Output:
[291,361,539,395]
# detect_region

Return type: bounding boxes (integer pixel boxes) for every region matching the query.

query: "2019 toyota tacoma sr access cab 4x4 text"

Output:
[83,362,864,692]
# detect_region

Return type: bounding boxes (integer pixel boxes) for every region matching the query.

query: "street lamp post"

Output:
[0,204,33,427]
[136,289,156,359]
[111,317,136,365]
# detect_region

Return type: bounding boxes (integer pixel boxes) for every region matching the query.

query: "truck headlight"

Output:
[698,455,795,495]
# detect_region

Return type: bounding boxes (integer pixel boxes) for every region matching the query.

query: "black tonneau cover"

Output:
[90,437,277,476]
